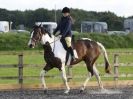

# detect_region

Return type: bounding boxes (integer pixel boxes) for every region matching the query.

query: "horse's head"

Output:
[28,24,52,48]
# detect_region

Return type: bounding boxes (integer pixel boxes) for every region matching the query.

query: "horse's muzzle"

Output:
[29,44,34,48]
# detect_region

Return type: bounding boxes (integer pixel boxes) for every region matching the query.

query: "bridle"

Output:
[30,29,43,44]
[31,27,61,52]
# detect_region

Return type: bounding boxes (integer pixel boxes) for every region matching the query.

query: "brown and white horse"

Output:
[28,25,111,94]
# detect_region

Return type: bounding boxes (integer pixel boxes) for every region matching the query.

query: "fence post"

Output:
[67,66,72,82]
[114,54,119,87]
[18,54,23,89]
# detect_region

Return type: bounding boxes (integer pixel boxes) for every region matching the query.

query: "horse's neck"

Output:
[50,36,67,61]
[41,34,68,63]
[48,35,59,43]
[43,44,54,57]
[41,34,63,53]
[50,35,61,51]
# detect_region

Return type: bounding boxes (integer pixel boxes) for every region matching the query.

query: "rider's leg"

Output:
[65,37,72,48]
[65,37,76,61]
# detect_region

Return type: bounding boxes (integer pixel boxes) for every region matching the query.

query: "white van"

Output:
[0,21,9,33]
[35,22,57,34]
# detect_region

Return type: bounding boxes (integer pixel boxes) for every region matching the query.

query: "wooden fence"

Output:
[0,53,133,90]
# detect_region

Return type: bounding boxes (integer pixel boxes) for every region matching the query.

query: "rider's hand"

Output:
[58,35,62,38]
[53,31,56,35]
[54,32,61,37]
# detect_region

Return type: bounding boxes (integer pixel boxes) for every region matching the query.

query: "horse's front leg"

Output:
[40,70,47,92]
[60,63,70,94]
[40,64,52,93]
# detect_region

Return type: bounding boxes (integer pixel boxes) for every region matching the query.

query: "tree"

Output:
[98,11,124,30]
[0,8,125,31]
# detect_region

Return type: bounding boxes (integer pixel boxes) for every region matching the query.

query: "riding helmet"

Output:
[62,7,70,13]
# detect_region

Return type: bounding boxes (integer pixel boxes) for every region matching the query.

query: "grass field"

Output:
[0,49,133,84]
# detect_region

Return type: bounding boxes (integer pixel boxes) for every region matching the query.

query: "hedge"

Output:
[0,32,133,51]
[0,33,42,51]
[74,33,133,48]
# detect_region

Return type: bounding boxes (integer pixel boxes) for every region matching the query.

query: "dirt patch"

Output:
[0,87,132,99]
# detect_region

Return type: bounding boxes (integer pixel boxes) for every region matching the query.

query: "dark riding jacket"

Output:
[53,16,72,38]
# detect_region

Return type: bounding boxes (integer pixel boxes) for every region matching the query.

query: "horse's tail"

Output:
[97,42,111,74]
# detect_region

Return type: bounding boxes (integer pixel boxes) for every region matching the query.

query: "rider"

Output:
[53,7,76,61]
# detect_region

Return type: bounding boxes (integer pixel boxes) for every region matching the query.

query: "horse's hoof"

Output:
[80,87,85,93]
[100,88,107,92]
[64,90,70,94]
[44,89,48,94]
[80,89,84,93]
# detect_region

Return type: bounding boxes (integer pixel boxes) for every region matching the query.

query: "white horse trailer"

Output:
[35,22,57,34]
[124,19,133,33]
[0,21,9,33]
[81,21,108,33]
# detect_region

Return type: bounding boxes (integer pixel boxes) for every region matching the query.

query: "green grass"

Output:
[0,55,44,65]
[0,49,133,64]
[0,49,133,84]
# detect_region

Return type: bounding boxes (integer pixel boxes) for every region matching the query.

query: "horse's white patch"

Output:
[81,38,92,41]
[97,42,109,62]
[30,31,34,38]
[41,34,52,45]
[40,70,47,89]
[60,63,70,93]
[52,41,66,63]
[93,65,104,89]
[81,72,92,91]
[28,31,34,47]
[41,34,67,63]
[28,39,32,46]
[74,49,78,58]
[66,54,71,65]
[66,49,78,65]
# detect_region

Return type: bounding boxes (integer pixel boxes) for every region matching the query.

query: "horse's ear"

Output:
[48,32,52,38]
[39,24,41,27]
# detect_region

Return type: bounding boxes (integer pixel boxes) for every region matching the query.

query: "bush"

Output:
[0,33,29,51]
[0,32,133,51]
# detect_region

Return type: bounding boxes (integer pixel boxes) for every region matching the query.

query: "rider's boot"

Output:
[68,47,76,62]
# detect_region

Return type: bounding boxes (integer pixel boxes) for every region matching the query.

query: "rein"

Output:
[49,37,60,44]
[49,36,61,52]
[53,36,56,52]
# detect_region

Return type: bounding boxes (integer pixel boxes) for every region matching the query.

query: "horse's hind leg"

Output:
[80,72,92,92]
[93,64,104,89]
[60,63,70,94]
[80,59,93,92]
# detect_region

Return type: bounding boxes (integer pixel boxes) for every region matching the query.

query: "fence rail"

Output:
[0,51,133,55]
[1,62,133,68]
[0,53,133,90]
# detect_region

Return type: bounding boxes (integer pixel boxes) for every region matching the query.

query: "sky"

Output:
[0,0,132,17]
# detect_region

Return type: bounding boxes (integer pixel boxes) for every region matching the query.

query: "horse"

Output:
[28,25,111,94]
